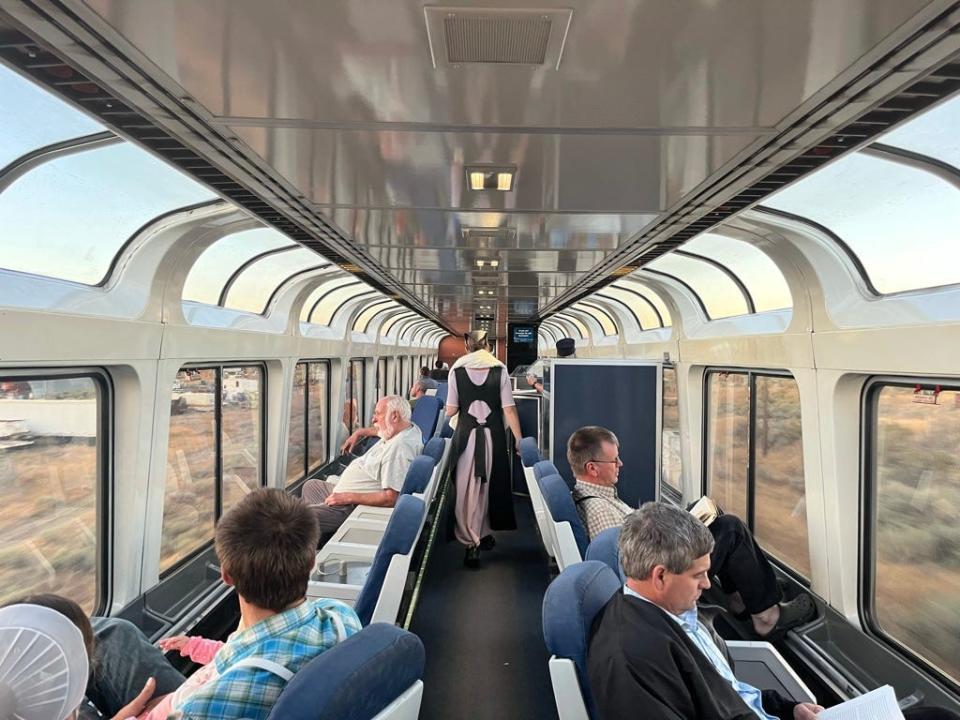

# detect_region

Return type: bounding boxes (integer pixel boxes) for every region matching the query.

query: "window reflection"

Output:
[0,376,100,613]
[873,385,960,683]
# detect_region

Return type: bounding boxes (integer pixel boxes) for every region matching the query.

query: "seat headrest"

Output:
[518,437,541,468]
[410,396,442,442]
[538,474,590,557]
[267,623,425,720]
[533,459,560,482]
[400,455,435,496]
[439,415,453,439]
[354,494,425,625]
[422,437,444,463]
[542,561,621,718]
[584,527,625,581]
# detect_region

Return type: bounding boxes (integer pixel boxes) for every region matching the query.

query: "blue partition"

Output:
[549,361,658,508]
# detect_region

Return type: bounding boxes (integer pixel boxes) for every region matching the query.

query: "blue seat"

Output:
[519,437,541,468]
[542,561,622,720]
[410,395,442,442]
[534,459,570,489]
[422,436,444,464]
[399,455,435,496]
[435,382,448,404]
[438,415,453,439]
[353,494,426,625]
[539,473,590,565]
[267,623,425,720]
[584,527,624,581]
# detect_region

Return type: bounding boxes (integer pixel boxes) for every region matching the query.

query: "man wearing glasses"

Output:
[568,426,814,640]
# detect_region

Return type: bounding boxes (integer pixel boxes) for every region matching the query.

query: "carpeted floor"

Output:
[410,495,559,720]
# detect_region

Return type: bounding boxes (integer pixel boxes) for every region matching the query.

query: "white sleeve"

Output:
[379,438,418,492]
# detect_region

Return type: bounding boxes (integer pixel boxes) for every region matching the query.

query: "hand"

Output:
[157,635,190,653]
[325,493,350,507]
[110,676,156,720]
[793,702,825,720]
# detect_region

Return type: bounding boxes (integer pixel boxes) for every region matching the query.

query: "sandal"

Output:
[756,594,816,640]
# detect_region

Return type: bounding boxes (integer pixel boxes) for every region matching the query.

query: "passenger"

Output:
[429,359,449,382]
[409,366,438,401]
[555,337,577,358]
[588,503,960,720]
[568,426,814,638]
[4,489,361,720]
[303,395,422,537]
[445,330,523,567]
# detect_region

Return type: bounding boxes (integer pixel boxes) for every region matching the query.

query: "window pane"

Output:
[286,364,307,486]
[753,376,810,578]
[598,287,660,329]
[307,363,328,471]
[661,367,682,496]
[555,313,590,339]
[377,358,388,400]
[575,303,617,335]
[0,143,216,285]
[873,385,960,683]
[299,276,357,323]
[162,369,216,573]
[183,228,293,306]
[354,301,397,333]
[881,92,960,171]
[706,372,750,520]
[766,153,960,294]
[382,312,414,337]
[224,247,325,314]
[684,234,792,313]
[0,376,100,613]
[648,254,749,319]
[310,285,374,326]
[221,367,262,512]
[0,64,104,169]
[619,279,673,327]
[351,360,365,426]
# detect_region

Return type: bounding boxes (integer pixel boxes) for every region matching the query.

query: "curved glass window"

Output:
[647,253,749,319]
[183,228,293,306]
[765,153,960,295]
[0,64,104,169]
[224,247,325,314]
[354,300,399,333]
[300,276,357,323]
[0,143,216,285]
[598,287,658,329]
[683,234,792,313]
[614,280,673,327]
[381,311,416,337]
[304,283,374,326]
[554,312,590,339]
[881,93,960,170]
[573,302,617,336]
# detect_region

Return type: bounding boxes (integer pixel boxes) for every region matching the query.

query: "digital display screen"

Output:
[512,325,535,344]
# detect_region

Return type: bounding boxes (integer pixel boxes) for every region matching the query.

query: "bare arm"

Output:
[326,488,399,508]
[341,425,378,453]
[503,405,523,446]
[445,404,457,417]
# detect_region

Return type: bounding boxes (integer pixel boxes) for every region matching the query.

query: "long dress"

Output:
[447,364,517,546]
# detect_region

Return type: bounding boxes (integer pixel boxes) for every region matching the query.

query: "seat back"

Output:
[422,436,444,464]
[519,437,541,468]
[438,415,453,439]
[539,473,590,565]
[584,527,624,581]
[354,494,426,625]
[410,395,442,442]
[534,460,561,483]
[267,623,425,720]
[542,561,621,720]
[399,455,435,496]
[435,382,448,404]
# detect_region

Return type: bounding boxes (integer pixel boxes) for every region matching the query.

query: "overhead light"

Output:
[465,164,516,192]
[476,260,485,268]
[490,260,500,268]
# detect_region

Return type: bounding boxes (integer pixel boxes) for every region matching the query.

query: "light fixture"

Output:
[465,164,516,192]
[490,260,500,268]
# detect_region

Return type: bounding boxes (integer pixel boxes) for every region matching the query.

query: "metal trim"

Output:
[673,249,756,314]
[0,130,120,194]
[306,280,362,324]
[217,244,300,307]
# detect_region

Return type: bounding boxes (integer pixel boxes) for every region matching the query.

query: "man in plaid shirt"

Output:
[93,489,360,720]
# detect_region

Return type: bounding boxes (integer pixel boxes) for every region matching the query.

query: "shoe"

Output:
[464,546,481,568]
[479,535,496,551]
[756,594,816,640]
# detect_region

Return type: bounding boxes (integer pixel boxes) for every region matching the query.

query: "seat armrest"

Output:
[726,640,816,704]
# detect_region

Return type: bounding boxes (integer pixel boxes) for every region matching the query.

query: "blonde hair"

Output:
[464,330,489,352]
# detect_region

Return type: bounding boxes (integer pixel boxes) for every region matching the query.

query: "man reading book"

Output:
[568,425,814,638]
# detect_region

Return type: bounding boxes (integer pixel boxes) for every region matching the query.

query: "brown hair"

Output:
[464,330,489,353]
[215,488,319,612]
[2,593,95,672]
[567,426,619,476]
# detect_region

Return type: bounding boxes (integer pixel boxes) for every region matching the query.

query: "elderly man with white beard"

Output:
[301,395,423,543]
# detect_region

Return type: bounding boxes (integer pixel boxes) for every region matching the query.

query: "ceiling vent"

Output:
[425,6,572,69]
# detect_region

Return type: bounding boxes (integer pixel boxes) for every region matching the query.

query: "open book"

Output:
[818,685,904,720]
[687,496,721,527]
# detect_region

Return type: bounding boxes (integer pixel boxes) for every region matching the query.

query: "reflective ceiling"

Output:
[81,0,935,333]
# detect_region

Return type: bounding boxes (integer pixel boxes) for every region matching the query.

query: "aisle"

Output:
[410,496,558,720]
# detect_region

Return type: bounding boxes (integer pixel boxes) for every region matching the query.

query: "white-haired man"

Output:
[302,395,422,537]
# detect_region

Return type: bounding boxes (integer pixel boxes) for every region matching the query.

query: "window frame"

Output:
[860,376,960,692]
[701,366,811,585]
[160,362,267,578]
[348,358,366,431]
[0,367,112,615]
[286,359,331,488]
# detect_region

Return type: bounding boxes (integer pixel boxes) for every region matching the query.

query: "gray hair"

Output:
[382,395,412,423]
[567,426,618,476]
[619,502,714,580]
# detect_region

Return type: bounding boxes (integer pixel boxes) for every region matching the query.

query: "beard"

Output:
[378,419,397,440]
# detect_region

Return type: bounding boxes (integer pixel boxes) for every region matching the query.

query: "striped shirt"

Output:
[571,480,633,541]
[173,598,361,720]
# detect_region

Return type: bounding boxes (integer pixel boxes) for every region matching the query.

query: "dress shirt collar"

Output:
[573,479,621,499]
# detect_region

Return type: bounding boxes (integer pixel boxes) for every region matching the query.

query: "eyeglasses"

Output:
[589,457,621,465]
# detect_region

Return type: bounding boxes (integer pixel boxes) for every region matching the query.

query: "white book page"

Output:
[818,686,904,720]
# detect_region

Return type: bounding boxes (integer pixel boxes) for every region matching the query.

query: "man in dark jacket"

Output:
[429,359,448,382]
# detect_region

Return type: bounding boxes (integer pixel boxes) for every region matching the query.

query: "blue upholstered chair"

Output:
[534,459,565,486]
[267,623,425,720]
[422,436,444,464]
[538,473,590,569]
[584,527,625,582]
[519,437,542,468]
[410,395,442,442]
[438,415,453,439]
[542,561,621,720]
[435,381,448,404]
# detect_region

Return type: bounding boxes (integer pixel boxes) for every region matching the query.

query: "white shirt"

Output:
[334,424,423,495]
